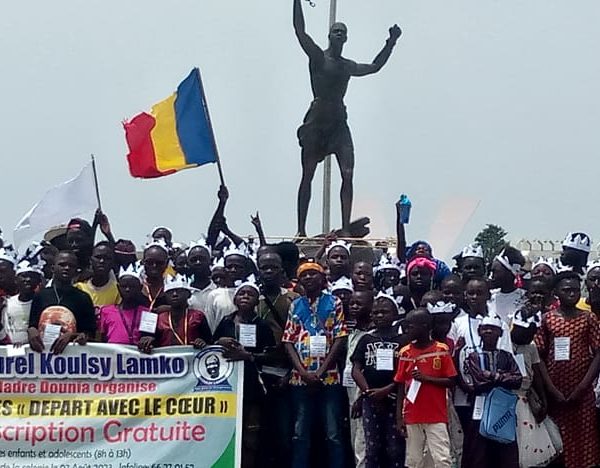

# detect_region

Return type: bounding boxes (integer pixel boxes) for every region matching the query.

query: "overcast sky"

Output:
[2,0,599,258]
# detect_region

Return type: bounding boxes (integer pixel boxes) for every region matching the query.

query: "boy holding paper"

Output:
[214,275,276,468]
[394,308,456,468]
[351,292,408,468]
[28,251,95,354]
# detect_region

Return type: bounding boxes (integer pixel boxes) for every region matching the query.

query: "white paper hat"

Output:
[554,260,575,274]
[188,238,212,256]
[532,257,557,274]
[326,240,351,257]
[164,274,193,292]
[247,238,262,256]
[211,257,225,271]
[426,301,456,315]
[512,309,542,329]
[15,258,45,277]
[0,246,17,266]
[586,260,600,276]
[375,254,402,274]
[235,274,260,295]
[461,244,484,259]
[495,249,522,277]
[562,232,591,253]
[223,243,248,259]
[144,238,170,255]
[375,290,403,313]
[20,241,44,261]
[480,315,503,329]
[331,276,354,293]
[118,263,143,283]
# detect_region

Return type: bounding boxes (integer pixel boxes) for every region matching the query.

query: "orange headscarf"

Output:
[297,261,325,277]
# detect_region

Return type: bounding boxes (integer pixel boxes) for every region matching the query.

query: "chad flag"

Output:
[123,68,218,178]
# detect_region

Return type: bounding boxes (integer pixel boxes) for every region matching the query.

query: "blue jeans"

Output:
[290,384,345,468]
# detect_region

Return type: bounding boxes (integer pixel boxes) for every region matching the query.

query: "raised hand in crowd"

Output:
[250,211,267,246]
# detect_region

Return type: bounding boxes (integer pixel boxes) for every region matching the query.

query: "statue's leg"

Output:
[335,145,355,233]
[297,149,319,237]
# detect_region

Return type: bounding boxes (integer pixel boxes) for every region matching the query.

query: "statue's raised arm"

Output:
[350,25,401,77]
[293,0,324,62]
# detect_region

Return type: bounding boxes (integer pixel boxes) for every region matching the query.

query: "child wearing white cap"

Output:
[461,315,522,468]
[1,258,45,344]
[138,274,211,352]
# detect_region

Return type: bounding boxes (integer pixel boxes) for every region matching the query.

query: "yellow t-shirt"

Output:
[76,276,121,307]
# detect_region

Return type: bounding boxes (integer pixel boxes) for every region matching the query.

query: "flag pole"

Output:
[195,68,226,188]
[90,154,102,210]
[322,0,337,233]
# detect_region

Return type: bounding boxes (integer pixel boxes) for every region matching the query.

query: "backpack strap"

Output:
[262,293,287,331]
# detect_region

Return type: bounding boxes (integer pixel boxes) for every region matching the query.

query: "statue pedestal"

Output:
[336,216,370,239]
[295,217,376,263]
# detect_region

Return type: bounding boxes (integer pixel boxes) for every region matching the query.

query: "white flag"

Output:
[13,162,97,250]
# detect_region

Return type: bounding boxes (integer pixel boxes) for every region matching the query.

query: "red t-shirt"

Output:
[394,341,457,424]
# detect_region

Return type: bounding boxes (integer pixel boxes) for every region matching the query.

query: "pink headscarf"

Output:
[406,256,437,275]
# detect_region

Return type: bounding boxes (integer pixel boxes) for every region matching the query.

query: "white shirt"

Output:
[448,308,467,346]
[450,312,513,353]
[488,288,526,324]
[188,281,217,314]
[204,287,236,333]
[2,295,33,343]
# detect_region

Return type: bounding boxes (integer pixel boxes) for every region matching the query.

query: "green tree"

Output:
[475,224,508,267]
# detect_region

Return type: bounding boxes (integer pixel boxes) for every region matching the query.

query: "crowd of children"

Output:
[1,195,600,468]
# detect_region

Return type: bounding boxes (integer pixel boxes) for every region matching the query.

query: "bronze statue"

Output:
[294,0,401,237]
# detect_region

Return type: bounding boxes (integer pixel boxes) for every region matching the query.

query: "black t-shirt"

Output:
[29,285,97,335]
[351,332,409,389]
[213,313,276,402]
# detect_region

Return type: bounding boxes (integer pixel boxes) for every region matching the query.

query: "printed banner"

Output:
[0,343,243,468]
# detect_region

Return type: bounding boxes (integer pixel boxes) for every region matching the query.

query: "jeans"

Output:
[290,384,346,468]
[261,386,293,468]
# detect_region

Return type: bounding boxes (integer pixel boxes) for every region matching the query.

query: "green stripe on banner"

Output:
[211,433,236,468]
